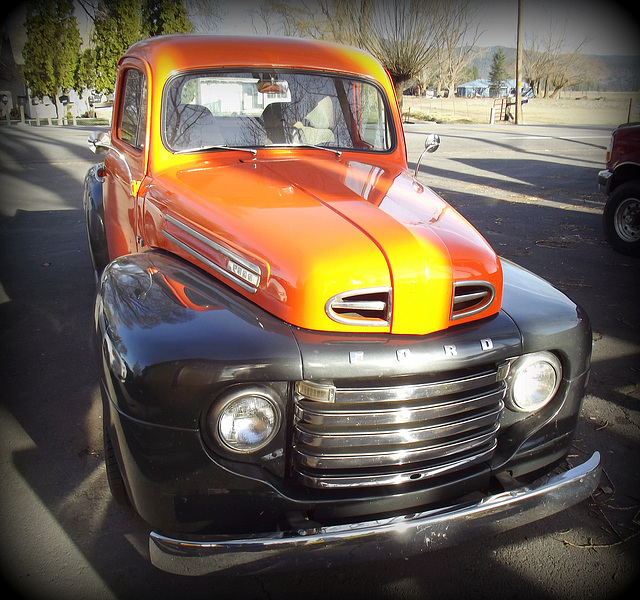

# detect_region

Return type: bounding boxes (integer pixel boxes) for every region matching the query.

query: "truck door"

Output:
[103,65,148,259]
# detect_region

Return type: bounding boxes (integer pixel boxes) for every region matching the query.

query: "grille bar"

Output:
[295,399,503,450]
[313,370,500,404]
[293,367,505,489]
[295,440,498,489]
[295,421,501,468]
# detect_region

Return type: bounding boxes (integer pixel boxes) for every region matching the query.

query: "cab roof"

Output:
[122,34,390,84]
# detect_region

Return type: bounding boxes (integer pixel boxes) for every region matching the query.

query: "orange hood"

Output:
[146,153,502,335]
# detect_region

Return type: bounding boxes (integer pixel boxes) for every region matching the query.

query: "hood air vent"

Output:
[451,281,495,320]
[326,287,392,327]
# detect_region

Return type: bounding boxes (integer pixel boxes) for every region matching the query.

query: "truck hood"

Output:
[148,154,502,335]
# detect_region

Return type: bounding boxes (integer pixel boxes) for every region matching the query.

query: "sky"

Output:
[215,0,640,56]
[473,0,640,56]
[1,0,639,60]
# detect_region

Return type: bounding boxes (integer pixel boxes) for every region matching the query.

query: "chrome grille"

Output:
[451,281,495,320]
[293,369,504,489]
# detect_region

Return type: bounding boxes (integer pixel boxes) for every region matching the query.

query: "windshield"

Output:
[162,71,393,153]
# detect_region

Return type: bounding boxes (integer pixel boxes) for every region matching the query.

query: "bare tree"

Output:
[254,0,360,43]
[349,0,440,102]
[524,20,592,97]
[432,0,483,98]
[183,0,225,33]
[264,0,441,106]
[262,0,487,107]
[547,49,595,97]
[524,34,553,97]
[250,2,278,35]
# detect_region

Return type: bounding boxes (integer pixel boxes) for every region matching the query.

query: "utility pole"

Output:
[515,0,523,124]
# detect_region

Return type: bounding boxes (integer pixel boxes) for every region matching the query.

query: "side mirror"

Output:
[88,131,111,155]
[87,131,139,196]
[414,133,441,178]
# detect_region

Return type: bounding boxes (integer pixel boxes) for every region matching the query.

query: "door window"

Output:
[117,69,147,150]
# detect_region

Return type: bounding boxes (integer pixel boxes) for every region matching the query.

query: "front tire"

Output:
[603,182,640,257]
[103,426,132,507]
[83,165,110,281]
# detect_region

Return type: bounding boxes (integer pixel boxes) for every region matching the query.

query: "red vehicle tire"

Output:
[603,181,640,257]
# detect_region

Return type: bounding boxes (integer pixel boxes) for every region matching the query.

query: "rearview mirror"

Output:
[87,131,138,196]
[88,131,111,155]
[424,133,441,153]
[414,133,441,178]
[257,80,289,95]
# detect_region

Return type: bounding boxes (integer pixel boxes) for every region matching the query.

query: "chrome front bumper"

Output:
[149,452,601,577]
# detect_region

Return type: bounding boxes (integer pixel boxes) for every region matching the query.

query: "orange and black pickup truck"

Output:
[83,34,600,576]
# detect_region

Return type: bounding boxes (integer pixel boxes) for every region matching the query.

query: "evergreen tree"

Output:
[22,0,82,100]
[489,47,509,96]
[92,0,145,94]
[75,48,96,94]
[91,0,193,93]
[143,0,193,36]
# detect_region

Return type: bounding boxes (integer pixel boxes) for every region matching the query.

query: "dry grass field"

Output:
[402,91,640,126]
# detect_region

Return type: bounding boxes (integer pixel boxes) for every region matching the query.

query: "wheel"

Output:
[603,181,640,257]
[86,210,110,283]
[84,165,110,281]
[103,426,132,507]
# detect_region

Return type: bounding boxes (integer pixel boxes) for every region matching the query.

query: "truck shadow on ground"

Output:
[0,123,638,599]
[1,206,638,599]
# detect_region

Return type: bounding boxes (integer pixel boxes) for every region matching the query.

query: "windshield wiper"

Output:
[268,143,342,157]
[175,144,257,155]
[293,143,342,157]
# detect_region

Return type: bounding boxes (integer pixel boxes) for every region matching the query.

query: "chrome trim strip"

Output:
[149,452,601,577]
[456,291,489,302]
[162,230,258,294]
[165,214,262,277]
[333,300,387,311]
[163,214,262,292]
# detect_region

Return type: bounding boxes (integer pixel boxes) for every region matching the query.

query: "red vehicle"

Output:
[83,35,600,576]
[598,122,640,257]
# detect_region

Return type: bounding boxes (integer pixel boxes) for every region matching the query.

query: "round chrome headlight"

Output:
[505,352,562,413]
[211,389,281,453]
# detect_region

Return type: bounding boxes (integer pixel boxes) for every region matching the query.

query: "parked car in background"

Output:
[598,122,640,257]
[83,35,600,577]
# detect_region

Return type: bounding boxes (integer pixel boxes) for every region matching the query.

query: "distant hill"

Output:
[469,46,640,91]
[594,54,640,91]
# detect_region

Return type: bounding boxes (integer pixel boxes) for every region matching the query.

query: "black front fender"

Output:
[95,251,304,429]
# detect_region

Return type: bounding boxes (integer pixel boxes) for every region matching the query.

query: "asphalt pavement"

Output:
[0,122,638,600]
